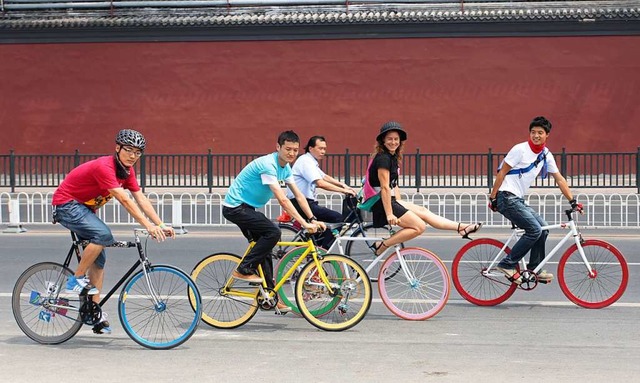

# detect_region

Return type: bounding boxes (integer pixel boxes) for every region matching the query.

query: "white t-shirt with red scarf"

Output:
[499,142,559,198]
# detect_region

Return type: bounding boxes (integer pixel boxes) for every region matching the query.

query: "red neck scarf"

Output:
[528,139,545,154]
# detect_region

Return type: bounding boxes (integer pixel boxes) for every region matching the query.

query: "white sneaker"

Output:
[537,270,554,282]
[496,267,523,285]
[65,275,99,295]
[92,312,112,335]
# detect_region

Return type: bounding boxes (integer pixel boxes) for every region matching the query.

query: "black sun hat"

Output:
[377,121,407,142]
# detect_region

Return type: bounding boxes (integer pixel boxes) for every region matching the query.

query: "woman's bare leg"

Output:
[397,200,458,230]
[376,211,425,253]
[397,200,482,235]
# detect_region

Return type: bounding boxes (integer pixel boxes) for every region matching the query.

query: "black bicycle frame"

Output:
[63,231,152,307]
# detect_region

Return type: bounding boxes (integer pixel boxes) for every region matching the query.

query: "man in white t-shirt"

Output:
[286,136,357,248]
[489,116,583,284]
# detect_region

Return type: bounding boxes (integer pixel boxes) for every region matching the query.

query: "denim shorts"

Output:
[52,201,113,269]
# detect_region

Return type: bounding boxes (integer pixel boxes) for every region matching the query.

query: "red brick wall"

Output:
[1,36,638,155]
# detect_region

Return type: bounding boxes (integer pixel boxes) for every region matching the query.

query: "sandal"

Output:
[372,241,389,256]
[458,222,483,240]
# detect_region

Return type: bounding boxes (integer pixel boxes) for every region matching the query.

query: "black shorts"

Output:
[371,197,409,228]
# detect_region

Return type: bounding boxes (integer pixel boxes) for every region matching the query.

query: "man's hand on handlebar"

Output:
[163,226,176,239]
[342,184,357,197]
[315,221,327,232]
[147,223,176,241]
[569,199,584,214]
[303,220,326,234]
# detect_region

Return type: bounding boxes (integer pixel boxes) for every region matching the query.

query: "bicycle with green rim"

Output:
[276,224,450,320]
[190,231,372,331]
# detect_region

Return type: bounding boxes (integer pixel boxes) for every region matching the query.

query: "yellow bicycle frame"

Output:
[221,239,335,299]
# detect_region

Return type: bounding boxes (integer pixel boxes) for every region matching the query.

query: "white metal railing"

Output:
[1,191,639,228]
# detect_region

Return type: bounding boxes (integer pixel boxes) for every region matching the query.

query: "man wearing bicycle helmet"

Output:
[222,130,325,313]
[52,129,174,334]
[489,116,582,285]
[285,135,357,249]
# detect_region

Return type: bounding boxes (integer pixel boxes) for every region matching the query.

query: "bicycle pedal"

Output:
[538,279,553,284]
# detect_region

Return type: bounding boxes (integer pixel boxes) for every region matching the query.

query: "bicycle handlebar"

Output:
[74,228,147,248]
[300,226,325,239]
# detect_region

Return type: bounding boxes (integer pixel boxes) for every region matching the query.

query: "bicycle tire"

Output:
[275,245,337,315]
[378,247,450,320]
[452,238,518,306]
[557,239,629,309]
[295,254,372,331]
[190,253,259,329]
[275,223,303,259]
[119,265,201,350]
[344,224,403,282]
[12,262,83,345]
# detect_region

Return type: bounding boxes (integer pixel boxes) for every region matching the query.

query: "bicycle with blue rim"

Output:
[12,228,202,349]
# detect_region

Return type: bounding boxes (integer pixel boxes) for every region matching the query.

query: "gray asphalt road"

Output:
[1,226,639,382]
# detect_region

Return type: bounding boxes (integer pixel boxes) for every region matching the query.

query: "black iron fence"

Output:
[2,148,639,193]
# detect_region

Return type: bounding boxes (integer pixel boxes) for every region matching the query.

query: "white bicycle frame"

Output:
[484,216,595,277]
[326,235,416,282]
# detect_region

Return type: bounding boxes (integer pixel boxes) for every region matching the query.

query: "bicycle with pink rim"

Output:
[325,233,450,321]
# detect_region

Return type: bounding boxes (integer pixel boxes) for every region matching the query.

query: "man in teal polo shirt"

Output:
[222,130,325,312]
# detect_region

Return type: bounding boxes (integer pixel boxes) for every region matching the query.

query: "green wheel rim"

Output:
[276,246,342,316]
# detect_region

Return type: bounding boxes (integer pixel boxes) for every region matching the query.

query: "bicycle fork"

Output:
[394,250,420,288]
[567,223,596,277]
[313,261,356,316]
[140,263,165,312]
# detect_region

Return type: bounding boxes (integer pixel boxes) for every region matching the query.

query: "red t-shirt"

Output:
[52,155,141,209]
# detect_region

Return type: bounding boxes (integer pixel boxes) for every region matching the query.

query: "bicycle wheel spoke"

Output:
[452,239,517,306]
[558,240,628,308]
[190,253,258,329]
[379,248,450,320]
[275,246,329,315]
[12,262,83,345]
[295,255,372,331]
